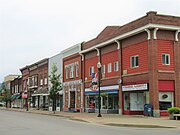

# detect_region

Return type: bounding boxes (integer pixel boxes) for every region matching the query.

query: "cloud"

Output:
[0,0,180,82]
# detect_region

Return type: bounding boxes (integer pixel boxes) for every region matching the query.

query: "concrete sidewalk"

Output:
[1,108,180,128]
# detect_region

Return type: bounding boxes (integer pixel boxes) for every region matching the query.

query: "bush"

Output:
[168,107,180,114]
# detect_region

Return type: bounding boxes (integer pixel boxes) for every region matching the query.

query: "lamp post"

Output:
[97,62,102,117]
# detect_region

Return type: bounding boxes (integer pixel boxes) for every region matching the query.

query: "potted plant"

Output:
[168,107,180,120]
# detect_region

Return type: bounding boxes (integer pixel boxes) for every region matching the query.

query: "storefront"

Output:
[85,85,119,114]
[158,81,174,116]
[122,83,149,115]
[63,80,82,112]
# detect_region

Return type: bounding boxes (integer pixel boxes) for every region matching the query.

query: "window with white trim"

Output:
[89,66,94,76]
[108,63,112,73]
[101,65,105,74]
[65,67,68,79]
[114,61,119,72]
[162,54,170,65]
[40,74,43,86]
[131,56,139,68]
[75,64,79,77]
[70,65,74,78]
[44,74,47,85]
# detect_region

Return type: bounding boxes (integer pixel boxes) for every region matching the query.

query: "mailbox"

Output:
[144,104,153,116]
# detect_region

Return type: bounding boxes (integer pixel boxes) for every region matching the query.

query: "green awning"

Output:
[11,94,21,101]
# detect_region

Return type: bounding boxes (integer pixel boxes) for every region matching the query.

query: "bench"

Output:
[173,114,180,120]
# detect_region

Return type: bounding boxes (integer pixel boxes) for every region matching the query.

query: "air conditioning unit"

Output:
[123,70,128,75]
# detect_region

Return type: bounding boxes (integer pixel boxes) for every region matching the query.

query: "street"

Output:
[0,110,179,135]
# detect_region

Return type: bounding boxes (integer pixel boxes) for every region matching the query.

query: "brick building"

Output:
[62,43,83,112]
[10,76,22,108]
[79,11,180,117]
[20,58,49,110]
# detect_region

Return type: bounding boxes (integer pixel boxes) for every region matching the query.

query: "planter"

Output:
[169,113,174,120]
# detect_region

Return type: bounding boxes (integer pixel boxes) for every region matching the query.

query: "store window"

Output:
[159,92,173,110]
[124,93,130,110]
[108,94,118,109]
[162,54,170,65]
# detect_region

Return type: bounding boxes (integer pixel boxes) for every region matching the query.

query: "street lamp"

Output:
[97,62,102,117]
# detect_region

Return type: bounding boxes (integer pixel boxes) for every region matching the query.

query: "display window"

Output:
[124,92,145,111]
[159,92,173,110]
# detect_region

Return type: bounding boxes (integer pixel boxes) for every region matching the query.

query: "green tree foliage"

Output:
[0,82,11,107]
[49,64,62,113]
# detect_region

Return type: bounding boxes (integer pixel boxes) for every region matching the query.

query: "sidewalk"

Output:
[2,108,180,128]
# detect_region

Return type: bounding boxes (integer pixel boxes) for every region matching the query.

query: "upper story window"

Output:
[65,67,68,79]
[75,64,79,77]
[108,63,112,73]
[89,66,94,76]
[131,56,139,68]
[70,65,74,78]
[15,85,18,93]
[44,74,47,85]
[162,54,170,65]
[40,74,43,86]
[101,65,106,74]
[114,61,119,72]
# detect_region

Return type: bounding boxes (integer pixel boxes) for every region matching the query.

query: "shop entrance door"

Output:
[70,91,75,108]
[130,92,144,111]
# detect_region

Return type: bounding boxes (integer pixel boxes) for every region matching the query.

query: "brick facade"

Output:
[80,11,180,116]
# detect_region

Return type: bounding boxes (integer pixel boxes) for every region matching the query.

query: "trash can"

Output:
[144,104,153,116]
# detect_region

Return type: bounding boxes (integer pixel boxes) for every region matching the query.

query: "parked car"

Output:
[0,102,5,107]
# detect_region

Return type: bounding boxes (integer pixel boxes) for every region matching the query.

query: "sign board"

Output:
[122,83,148,91]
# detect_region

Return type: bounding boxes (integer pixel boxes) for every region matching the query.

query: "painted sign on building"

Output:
[122,84,148,91]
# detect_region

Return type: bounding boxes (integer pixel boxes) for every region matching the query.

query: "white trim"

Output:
[153,28,158,39]
[80,53,84,61]
[115,40,120,50]
[175,30,180,41]
[32,94,49,96]
[95,48,100,56]
[145,29,151,40]
[79,24,180,54]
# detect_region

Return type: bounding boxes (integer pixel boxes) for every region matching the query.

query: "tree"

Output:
[0,82,11,108]
[49,64,62,114]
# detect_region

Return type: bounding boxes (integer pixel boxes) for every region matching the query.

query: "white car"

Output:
[0,102,5,106]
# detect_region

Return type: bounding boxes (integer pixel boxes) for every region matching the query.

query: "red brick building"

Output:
[80,11,180,117]
[10,76,22,108]
[62,44,83,112]
[20,58,49,110]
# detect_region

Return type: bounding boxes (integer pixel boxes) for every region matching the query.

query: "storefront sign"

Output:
[122,84,148,91]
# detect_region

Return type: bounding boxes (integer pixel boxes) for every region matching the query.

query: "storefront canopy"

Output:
[85,90,118,95]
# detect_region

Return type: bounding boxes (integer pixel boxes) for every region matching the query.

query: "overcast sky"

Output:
[0,0,180,82]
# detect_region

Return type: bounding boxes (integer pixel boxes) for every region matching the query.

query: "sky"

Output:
[0,0,180,82]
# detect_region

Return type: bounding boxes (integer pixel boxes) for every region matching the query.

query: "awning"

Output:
[85,90,118,95]
[11,94,21,101]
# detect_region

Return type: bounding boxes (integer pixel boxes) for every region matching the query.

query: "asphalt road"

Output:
[0,110,179,135]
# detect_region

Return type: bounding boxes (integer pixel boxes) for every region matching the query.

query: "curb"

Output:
[1,108,178,128]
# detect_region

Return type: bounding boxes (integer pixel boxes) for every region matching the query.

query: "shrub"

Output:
[168,107,180,114]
